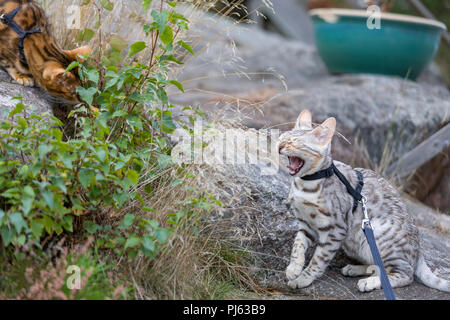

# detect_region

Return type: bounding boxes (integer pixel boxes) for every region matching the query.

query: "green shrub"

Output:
[0,0,206,260]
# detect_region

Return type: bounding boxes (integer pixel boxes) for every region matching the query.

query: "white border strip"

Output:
[309,8,447,30]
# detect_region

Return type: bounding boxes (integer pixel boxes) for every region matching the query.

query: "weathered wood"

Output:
[247,0,314,44]
[386,123,450,179]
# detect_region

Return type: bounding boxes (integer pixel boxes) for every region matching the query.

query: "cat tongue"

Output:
[289,156,302,168]
[287,156,304,175]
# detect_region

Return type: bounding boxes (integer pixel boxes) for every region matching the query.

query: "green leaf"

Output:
[156,87,168,105]
[21,185,35,216]
[160,25,173,46]
[155,228,170,244]
[142,236,155,253]
[42,216,54,234]
[122,213,135,228]
[110,36,128,52]
[99,0,114,11]
[16,234,26,246]
[170,80,184,92]
[76,28,95,42]
[38,144,53,159]
[160,54,183,64]
[41,189,55,210]
[126,169,139,185]
[161,111,176,134]
[157,154,172,170]
[65,61,79,73]
[9,212,27,234]
[63,215,73,232]
[142,0,152,11]
[83,220,99,234]
[95,148,107,162]
[30,220,44,239]
[178,40,194,55]
[8,102,24,117]
[77,87,98,105]
[151,10,169,34]
[0,120,11,130]
[78,168,95,188]
[1,226,14,246]
[129,41,146,57]
[124,236,140,249]
[171,179,183,187]
[86,69,99,84]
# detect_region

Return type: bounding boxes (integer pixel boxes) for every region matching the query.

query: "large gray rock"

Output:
[0,69,54,121]
[0,68,76,136]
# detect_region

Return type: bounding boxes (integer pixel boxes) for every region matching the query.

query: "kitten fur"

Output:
[277,110,450,293]
[0,0,91,101]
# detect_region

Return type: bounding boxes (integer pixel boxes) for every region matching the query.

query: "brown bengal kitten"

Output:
[0,0,91,102]
[277,110,450,293]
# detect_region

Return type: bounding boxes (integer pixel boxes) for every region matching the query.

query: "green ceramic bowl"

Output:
[309,9,447,79]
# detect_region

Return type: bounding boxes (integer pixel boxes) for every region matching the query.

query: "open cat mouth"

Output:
[287,156,304,176]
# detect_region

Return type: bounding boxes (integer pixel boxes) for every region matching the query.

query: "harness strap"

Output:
[302,163,363,212]
[0,6,42,64]
[301,165,334,180]
[353,170,364,212]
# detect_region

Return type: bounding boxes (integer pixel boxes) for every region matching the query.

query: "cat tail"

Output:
[414,253,450,292]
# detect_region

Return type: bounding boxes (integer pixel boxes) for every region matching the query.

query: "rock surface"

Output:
[0,69,54,122]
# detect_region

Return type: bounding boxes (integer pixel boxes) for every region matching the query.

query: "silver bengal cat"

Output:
[277,110,450,293]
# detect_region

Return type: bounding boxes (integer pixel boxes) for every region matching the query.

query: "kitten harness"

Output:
[0,5,42,64]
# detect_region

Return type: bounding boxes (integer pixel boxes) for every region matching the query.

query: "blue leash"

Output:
[303,163,396,300]
[360,197,396,300]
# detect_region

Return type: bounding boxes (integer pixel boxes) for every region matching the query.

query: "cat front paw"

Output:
[14,75,34,87]
[357,276,381,292]
[287,273,315,289]
[286,263,303,281]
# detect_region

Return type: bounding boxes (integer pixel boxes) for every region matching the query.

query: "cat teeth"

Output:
[287,156,304,175]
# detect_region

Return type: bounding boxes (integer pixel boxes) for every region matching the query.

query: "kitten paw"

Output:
[286,263,303,281]
[288,274,314,289]
[341,265,374,277]
[357,276,381,292]
[15,75,34,87]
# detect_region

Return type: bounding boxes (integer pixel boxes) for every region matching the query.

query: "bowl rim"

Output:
[309,8,447,30]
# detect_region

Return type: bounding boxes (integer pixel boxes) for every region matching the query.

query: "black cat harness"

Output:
[302,162,396,300]
[0,5,42,64]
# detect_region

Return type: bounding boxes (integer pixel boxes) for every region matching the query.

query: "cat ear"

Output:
[311,117,336,145]
[295,110,312,130]
[65,45,92,62]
